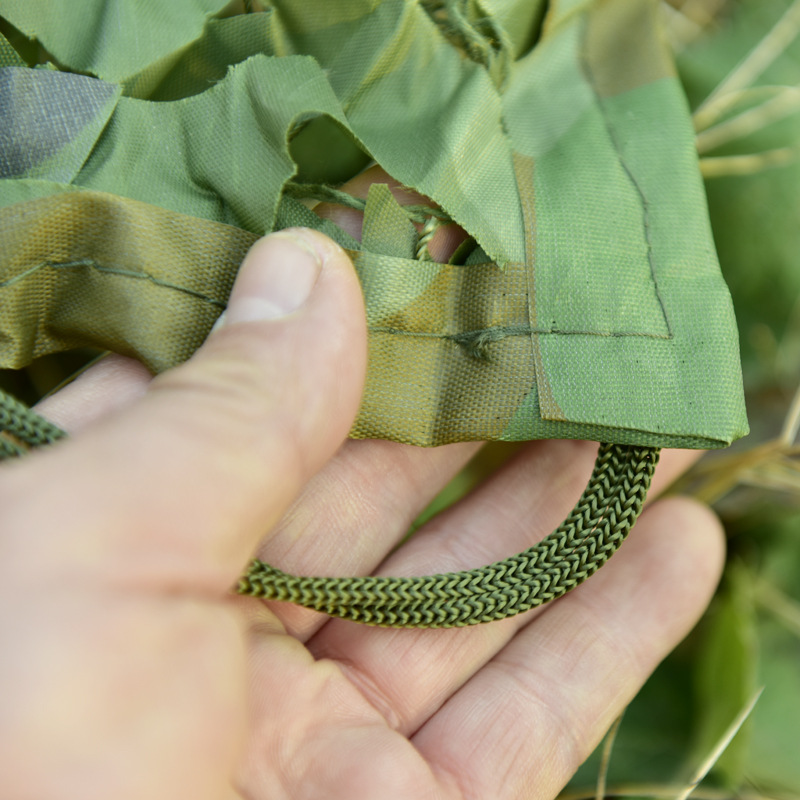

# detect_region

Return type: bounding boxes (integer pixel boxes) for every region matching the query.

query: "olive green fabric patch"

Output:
[0,0,232,83]
[0,0,748,449]
[0,28,24,67]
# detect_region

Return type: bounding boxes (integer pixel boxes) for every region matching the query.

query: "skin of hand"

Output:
[0,173,726,800]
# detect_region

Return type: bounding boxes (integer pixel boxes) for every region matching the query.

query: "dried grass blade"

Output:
[595,712,624,800]
[700,147,799,178]
[673,688,764,800]
[696,86,800,153]
[780,380,800,445]
[694,0,800,129]
[739,456,800,493]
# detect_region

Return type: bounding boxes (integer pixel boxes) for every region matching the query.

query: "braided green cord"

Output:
[237,443,660,627]
[0,389,659,629]
[0,433,27,458]
[0,390,67,452]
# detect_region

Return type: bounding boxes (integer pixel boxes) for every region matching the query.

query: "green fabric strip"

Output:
[0,0,749,449]
[274,195,361,252]
[270,0,526,266]
[361,184,419,260]
[0,0,232,83]
[122,12,280,100]
[0,190,744,448]
[479,0,547,59]
[0,68,121,182]
[0,178,85,208]
[0,190,249,373]
[74,55,356,235]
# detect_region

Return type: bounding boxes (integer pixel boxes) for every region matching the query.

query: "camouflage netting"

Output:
[0,0,747,449]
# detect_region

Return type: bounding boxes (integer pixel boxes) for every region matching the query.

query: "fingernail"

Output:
[223,231,323,325]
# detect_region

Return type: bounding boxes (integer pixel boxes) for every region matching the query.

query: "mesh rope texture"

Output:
[237,442,660,627]
[0,388,659,628]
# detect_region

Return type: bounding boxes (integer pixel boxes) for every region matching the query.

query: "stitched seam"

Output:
[370,325,672,341]
[0,259,227,308]
[578,16,673,338]
[2,261,672,342]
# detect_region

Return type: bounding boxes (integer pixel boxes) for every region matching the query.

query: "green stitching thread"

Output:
[415,215,443,261]
[0,259,227,308]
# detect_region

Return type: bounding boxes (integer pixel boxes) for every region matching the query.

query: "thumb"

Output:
[5,228,367,591]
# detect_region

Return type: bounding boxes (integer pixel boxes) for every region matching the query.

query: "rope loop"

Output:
[0,391,660,629]
[238,443,660,627]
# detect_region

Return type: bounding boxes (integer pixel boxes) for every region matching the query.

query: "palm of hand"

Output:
[0,169,723,800]
[231,436,717,800]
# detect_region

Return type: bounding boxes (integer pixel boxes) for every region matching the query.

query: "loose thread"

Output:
[415,216,443,260]
[284,182,452,225]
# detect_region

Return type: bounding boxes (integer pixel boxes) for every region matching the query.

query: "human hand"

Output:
[0,186,724,800]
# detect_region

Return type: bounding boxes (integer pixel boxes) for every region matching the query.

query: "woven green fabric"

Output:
[0,28,23,67]
[0,0,748,449]
[0,0,232,84]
